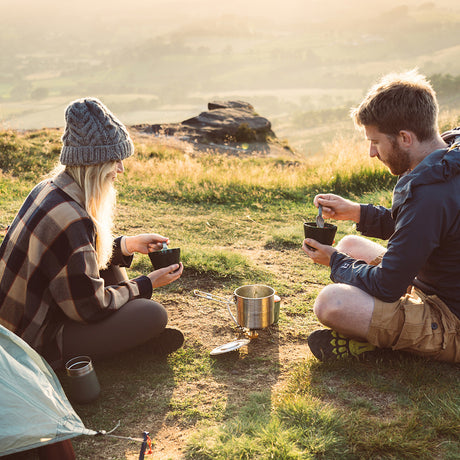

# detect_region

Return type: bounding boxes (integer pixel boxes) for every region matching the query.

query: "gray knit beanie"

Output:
[60,97,134,165]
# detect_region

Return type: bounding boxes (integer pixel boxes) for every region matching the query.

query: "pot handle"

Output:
[193,290,240,327]
[227,295,239,327]
[193,290,233,305]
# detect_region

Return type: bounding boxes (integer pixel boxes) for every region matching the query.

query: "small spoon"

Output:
[316,204,325,228]
[162,242,168,251]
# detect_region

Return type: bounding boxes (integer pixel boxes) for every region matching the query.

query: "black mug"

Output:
[303,222,337,250]
[148,247,181,270]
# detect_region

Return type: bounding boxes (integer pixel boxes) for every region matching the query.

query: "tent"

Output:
[0,324,97,457]
[0,324,154,459]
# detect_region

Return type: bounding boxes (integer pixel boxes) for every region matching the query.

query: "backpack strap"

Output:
[441,127,460,148]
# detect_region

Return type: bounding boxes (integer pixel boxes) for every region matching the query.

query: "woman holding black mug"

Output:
[0,97,184,370]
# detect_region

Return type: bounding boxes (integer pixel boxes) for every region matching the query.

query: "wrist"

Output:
[121,236,134,256]
[352,203,361,223]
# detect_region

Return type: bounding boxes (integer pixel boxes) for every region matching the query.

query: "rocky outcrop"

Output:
[131,100,276,144]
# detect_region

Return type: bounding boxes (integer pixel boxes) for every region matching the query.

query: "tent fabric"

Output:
[0,324,97,457]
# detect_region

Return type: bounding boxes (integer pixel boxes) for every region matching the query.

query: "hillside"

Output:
[1,0,460,155]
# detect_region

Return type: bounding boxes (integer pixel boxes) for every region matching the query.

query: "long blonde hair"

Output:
[63,162,118,269]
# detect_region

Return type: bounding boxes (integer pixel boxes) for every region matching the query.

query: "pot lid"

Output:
[210,339,250,356]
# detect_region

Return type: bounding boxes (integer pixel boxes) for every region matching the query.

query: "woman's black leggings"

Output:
[61,266,168,363]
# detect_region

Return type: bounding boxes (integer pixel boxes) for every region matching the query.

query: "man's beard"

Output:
[387,139,412,176]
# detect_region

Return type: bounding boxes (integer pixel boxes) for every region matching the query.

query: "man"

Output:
[0,97,184,370]
[302,70,460,363]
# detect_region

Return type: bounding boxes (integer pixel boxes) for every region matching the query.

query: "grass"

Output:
[0,128,459,459]
[108,131,397,207]
[185,355,459,459]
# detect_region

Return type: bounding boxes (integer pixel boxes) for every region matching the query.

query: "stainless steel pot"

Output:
[194,284,275,330]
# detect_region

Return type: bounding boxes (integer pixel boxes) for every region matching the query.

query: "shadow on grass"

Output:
[282,350,460,459]
[61,343,177,458]
[184,325,282,458]
[183,349,459,459]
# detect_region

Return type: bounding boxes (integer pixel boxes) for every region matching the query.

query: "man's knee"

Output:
[335,235,365,255]
[313,284,348,325]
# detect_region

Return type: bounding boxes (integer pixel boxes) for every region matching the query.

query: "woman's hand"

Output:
[302,238,337,266]
[147,263,183,288]
[125,234,169,254]
[313,194,361,223]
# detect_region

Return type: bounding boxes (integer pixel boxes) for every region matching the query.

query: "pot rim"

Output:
[234,284,275,300]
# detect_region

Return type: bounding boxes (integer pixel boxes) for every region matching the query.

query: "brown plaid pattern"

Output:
[0,172,152,367]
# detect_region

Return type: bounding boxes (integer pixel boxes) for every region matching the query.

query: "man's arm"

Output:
[315,194,395,240]
[330,188,443,302]
[356,204,395,240]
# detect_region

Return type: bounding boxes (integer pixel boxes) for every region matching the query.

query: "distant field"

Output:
[0,97,203,131]
[2,1,460,158]
[1,91,458,159]
[0,87,361,157]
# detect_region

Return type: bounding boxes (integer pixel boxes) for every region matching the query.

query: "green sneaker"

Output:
[307,329,376,361]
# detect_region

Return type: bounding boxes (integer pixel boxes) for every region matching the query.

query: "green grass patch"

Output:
[186,355,460,459]
[167,394,226,425]
[265,225,304,250]
[0,129,61,180]
[186,390,346,459]
[182,247,272,283]
[322,167,397,196]
[168,346,214,383]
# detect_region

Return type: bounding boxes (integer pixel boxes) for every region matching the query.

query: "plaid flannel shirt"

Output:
[0,172,152,367]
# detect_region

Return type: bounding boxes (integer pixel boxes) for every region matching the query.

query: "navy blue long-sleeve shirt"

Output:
[330,145,460,320]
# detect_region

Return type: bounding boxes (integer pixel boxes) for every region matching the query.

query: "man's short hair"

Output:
[351,69,439,141]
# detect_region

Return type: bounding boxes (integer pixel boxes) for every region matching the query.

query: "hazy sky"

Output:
[4,0,458,54]
[5,0,456,30]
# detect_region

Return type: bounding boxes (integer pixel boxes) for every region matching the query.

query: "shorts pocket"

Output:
[393,300,444,354]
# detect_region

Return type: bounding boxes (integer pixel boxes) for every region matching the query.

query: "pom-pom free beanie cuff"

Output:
[60,138,134,166]
[60,97,134,166]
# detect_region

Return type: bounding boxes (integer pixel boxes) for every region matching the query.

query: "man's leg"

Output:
[308,236,385,361]
[308,283,377,360]
[336,235,386,264]
[313,235,384,339]
[314,283,374,339]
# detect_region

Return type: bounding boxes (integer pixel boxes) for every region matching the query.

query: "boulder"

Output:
[131,100,276,144]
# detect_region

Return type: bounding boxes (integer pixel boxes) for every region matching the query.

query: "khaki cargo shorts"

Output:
[367,287,460,363]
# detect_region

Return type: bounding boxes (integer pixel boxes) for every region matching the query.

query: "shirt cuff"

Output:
[111,237,134,267]
[134,275,153,299]
[355,204,368,233]
[121,236,134,256]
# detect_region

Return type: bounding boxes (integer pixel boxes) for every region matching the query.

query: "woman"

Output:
[0,97,183,370]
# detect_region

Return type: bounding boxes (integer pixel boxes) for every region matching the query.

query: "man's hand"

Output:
[147,263,183,288]
[125,234,169,254]
[313,194,361,223]
[302,239,337,266]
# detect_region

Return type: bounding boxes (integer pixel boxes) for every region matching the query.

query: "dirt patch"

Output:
[72,241,321,459]
[130,249,314,458]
